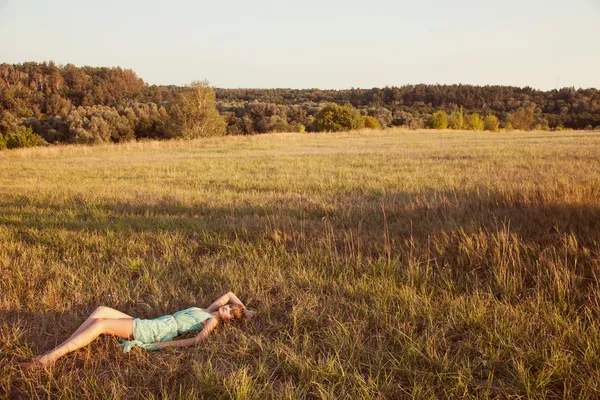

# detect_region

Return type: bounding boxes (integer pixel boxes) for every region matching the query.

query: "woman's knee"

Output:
[92,306,132,320]
[92,306,110,317]
[94,318,134,338]
[91,318,107,333]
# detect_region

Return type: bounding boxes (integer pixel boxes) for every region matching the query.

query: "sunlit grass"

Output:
[1,129,600,398]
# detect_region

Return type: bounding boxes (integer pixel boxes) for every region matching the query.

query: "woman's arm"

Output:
[152,318,219,350]
[206,292,246,312]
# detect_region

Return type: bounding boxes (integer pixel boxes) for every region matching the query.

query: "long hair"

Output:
[229,304,245,320]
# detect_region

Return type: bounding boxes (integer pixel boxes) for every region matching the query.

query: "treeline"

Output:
[0,62,220,148]
[216,86,600,132]
[1,62,599,149]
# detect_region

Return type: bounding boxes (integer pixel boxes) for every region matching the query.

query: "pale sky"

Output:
[0,0,598,90]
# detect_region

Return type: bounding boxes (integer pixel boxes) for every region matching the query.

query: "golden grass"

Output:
[1,128,600,398]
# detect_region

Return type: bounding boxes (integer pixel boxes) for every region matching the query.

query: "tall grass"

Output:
[1,129,599,398]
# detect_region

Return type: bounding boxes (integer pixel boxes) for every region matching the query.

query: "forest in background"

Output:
[1,62,599,148]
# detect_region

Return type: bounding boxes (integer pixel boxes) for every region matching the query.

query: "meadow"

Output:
[1,129,599,399]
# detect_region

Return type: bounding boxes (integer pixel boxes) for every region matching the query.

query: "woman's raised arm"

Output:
[206,292,246,312]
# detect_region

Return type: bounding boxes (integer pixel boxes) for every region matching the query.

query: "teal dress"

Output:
[118,307,214,353]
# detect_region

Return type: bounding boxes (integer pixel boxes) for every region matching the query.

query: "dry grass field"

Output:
[1,129,600,399]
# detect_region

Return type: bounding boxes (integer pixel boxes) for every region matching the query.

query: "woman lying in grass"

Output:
[19,292,254,369]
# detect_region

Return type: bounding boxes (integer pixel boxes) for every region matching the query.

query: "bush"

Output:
[0,133,6,150]
[363,116,381,129]
[167,80,226,138]
[313,103,365,132]
[465,113,484,131]
[5,125,47,149]
[266,116,290,133]
[448,107,464,130]
[428,110,448,129]
[484,115,499,131]
[367,107,392,128]
[289,123,306,133]
[509,106,535,130]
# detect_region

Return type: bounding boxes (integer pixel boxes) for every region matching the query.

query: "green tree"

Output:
[428,110,448,129]
[167,80,226,138]
[484,115,499,131]
[367,107,392,127]
[448,106,464,130]
[509,106,535,130]
[5,125,47,149]
[313,103,365,132]
[465,113,484,130]
[289,123,306,133]
[363,115,381,129]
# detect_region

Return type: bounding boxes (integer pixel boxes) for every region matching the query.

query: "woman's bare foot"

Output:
[19,355,51,370]
[19,358,42,370]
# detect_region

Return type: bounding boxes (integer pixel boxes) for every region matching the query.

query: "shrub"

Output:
[289,123,306,133]
[465,113,485,131]
[313,103,365,132]
[227,125,244,135]
[509,106,535,130]
[428,110,448,129]
[266,116,290,133]
[367,107,392,127]
[448,107,464,130]
[167,80,226,138]
[363,116,381,129]
[484,115,499,131]
[0,133,6,150]
[5,125,47,149]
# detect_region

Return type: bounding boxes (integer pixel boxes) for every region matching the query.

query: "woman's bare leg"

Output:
[62,306,133,343]
[30,306,133,362]
[20,317,134,369]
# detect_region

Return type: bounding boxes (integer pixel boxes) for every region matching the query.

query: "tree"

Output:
[465,113,484,130]
[367,107,392,127]
[363,115,381,129]
[428,110,448,129]
[5,125,47,149]
[509,106,535,130]
[166,80,226,138]
[313,103,365,132]
[448,106,464,130]
[0,133,6,150]
[484,115,499,131]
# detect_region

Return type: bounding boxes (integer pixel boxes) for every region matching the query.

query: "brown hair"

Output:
[230,304,245,320]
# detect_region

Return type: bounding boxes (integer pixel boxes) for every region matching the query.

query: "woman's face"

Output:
[218,305,234,321]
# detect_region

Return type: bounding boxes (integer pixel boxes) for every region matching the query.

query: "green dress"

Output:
[118,307,214,352]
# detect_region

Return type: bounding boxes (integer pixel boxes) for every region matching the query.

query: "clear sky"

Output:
[0,0,598,90]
